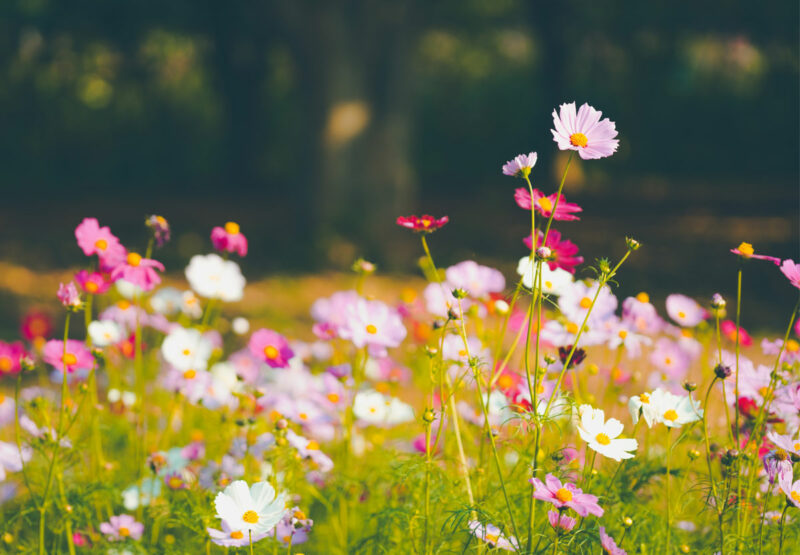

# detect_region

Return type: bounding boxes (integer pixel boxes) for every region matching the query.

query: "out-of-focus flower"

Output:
[547,510,577,533]
[88,320,122,347]
[778,470,800,508]
[42,340,94,373]
[248,329,294,369]
[207,520,268,548]
[396,215,449,233]
[576,405,637,461]
[74,217,127,269]
[20,311,53,342]
[524,230,584,274]
[232,317,250,335]
[99,514,144,541]
[780,259,800,289]
[445,260,505,299]
[57,282,82,309]
[0,342,27,375]
[468,521,518,551]
[502,152,537,178]
[516,256,575,295]
[185,254,246,302]
[214,480,287,535]
[268,507,314,546]
[338,298,407,357]
[730,242,780,265]
[353,390,414,426]
[631,388,702,428]
[211,222,248,257]
[145,215,171,247]
[0,441,31,481]
[721,320,753,347]
[111,253,164,292]
[161,327,213,372]
[551,102,619,160]
[75,270,111,295]
[599,526,627,555]
[767,431,800,457]
[514,188,582,221]
[665,294,706,327]
[531,473,604,517]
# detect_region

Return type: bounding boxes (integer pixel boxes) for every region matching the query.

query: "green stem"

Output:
[778,502,789,554]
[701,377,725,554]
[734,266,743,543]
[666,428,672,555]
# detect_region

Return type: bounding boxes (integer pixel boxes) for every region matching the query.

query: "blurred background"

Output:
[0,0,798,331]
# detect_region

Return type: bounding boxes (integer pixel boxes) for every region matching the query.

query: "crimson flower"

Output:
[396,215,449,233]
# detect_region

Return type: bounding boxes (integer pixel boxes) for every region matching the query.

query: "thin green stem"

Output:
[702,377,725,554]
[666,428,672,555]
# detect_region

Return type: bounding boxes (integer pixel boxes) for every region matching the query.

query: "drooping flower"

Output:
[248,329,294,369]
[524,230,584,274]
[211,222,248,257]
[145,215,171,247]
[42,340,94,373]
[161,327,214,372]
[338,298,407,357]
[57,282,82,309]
[99,514,144,541]
[780,259,800,289]
[214,480,287,535]
[730,242,780,265]
[551,102,619,160]
[468,521,519,551]
[501,152,537,178]
[74,217,127,268]
[185,254,246,302]
[445,260,505,299]
[762,450,793,485]
[111,253,164,292]
[576,405,638,461]
[547,510,577,533]
[74,270,111,295]
[599,526,627,555]
[665,294,706,327]
[514,188,582,221]
[396,215,449,233]
[531,473,604,517]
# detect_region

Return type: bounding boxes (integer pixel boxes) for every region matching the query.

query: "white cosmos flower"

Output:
[646,387,703,428]
[149,287,183,315]
[516,256,574,295]
[162,327,213,372]
[88,320,122,347]
[186,254,246,302]
[115,279,143,299]
[628,391,660,427]
[214,480,287,535]
[232,317,250,335]
[353,390,414,426]
[576,404,637,461]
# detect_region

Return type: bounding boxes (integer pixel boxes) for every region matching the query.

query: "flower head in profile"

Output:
[767,430,800,457]
[599,526,627,554]
[20,311,53,342]
[468,521,518,551]
[57,282,82,310]
[665,294,706,327]
[631,388,702,428]
[111,253,164,292]
[524,230,584,274]
[780,259,800,289]
[531,473,604,517]
[268,507,314,546]
[214,480,287,535]
[211,222,248,257]
[551,102,619,160]
[576,405,637,461]
[99,514,144,541]
[445,260,505,299]
[515,188,582,221]
[396,215,449,233]
[720,320,753,347]
[43,340,94,373]
[248,328,294,369]
[547,510,577,534]
[502,152,537,178]
[778,469,800,509]
[730,242,780,265]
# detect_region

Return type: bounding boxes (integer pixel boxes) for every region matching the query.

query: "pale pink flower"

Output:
[42,339,93,373]
[780,259,800,289]
[530,473,604,517]
[547,510,576,533]
[665,294,706,327]
[599,526,626,554]
[57,282,81,309]
[445,260,505,299]
[99,514,144,541]
[502,152,537,177]
[551,102,619,159]
[338,298,407,357]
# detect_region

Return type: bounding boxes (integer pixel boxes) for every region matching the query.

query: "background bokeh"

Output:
[0,0,798,330]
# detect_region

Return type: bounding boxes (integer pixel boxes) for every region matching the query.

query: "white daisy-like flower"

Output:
[88,320,122,347]
[353,390,414,426]
[161,327,213,372]
[628,391,660,427]
[516,256,574,295]
[646,387,703,428]
[214,480,287,535]
[185,254,246,302]
[576,404,637,461]
[149,287,184,315]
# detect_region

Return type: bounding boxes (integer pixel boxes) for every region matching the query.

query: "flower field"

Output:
[1,102,799,554]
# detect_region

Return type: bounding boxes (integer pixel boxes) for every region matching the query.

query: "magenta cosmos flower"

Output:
[524,230,584,274]
[530,473,604,517]
[0,341,27,375]
[74,270,111,295]
[211,222,248,257]
[730,242,780,265]
[502,152,538,178]
[665,294,706,327]
[599,526,626,555]
[248,329,294,368]
[551,102,619,160]
[99,514,144,541]
[338,297,407,357]
[43,339,94,373]
[780,259,800,289]
[111,252,164,291]
[74,217,127,268]
[57,282,81,309]
[514,188,582,221]
[396,214,449,233]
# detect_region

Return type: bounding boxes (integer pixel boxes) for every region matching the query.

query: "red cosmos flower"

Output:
[20,311,53,341]
[0,341,27,375]
[523,230,584,274]
[514,188,582,221]
[721,320,753,347]
[396,215,449,233]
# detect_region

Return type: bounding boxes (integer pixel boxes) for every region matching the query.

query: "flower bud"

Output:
[536,246,552,260]
[682,381,697,392]
[20,356,35,372]
[425,346,438,358]
[688,449,701,460]
[680,545,690,553]
[625,237,641,251]
[422,409,436,423]
[714,364,732,380]
[275,418,288,430]
[451,288,468,300]
[622,516,633,528]
[276,436,288,447]
[352,258,376,274]
[494,299,510,315]
[711,293,726,310]
[2,533,12,544]
[721,449,739,467]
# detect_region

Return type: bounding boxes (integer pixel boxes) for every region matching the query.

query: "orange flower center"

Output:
[787,339,799,352]
[579,297,592,309]
[618,330,628,339]
[264,345,279,359]
[595,433,611,445]
[663,409,679,421]
[640,393,650,404]
[242,510,259,524]
[62,353,78,366]
[230,531,244,539]
[225,221,240,235]
[306,440,319,450]
[793,442,800,452]
[569,133,588,147]
[737,242,754,257]
[555,487,573,503]
[485,533,499,545]
[678,311,686,319]
[792,491,800,503]
[0,357,12,372]
[497,375,513,389]
[327,392,340,403]
[366,324,378,335]
[183,369,197,379]
[293,510,307,520]
[566,322,579,334]
[421,219,432,228]
[118,527,130,537]
[636,292,650,303]
[94,239,108,251]
[127,252,142,267]
[538,197,554,213]
[118,300,131,310]
[85,281,99,293]
[168,476,183,488]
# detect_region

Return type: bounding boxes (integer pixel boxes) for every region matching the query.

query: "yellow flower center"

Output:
[569,133,588,147]
[664,357,672,365]
[94,239,108,251]
[538,197,554,213]
[537,383,545,395]
[663,409,679,421]
[485,533,499,545]
[168,476,183,488]
[737,242,754,257]
[794,442,800,452]
[787,339,799,352]
[62,353,78,366]
[579,297,592,309]
[0,357,12,372]
[242,510,259,524]
[183,369,196,379]
[458,349,467,357]
[127,252,142,267]
[566,322,579,334]
[759,386,770,398]
[497,375,513,389]
[306,440,319,450]
[792,491,800,504]
[85,281,99,293]
[327,392,340,403]
[264,345,279,359]
[595,433,611,445]
[544,280,553,289]
[555,487,573,503]
[293,510,307,520]
[421,219,432,228]
[611,367,623,380]
[636,292,650,303]
[299,412,308,420]
[678,311,687,319]
[118,527,130,537]
[118,300,131,310]
[225,221,240,235]
[230,531,244,539]
[366,324,378,335]
[0,394,5,403]
[618,330,628,339]
[640,393,650,404]
[182,348,191,356]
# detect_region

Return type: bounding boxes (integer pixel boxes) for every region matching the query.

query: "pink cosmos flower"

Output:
[547,510,576,533]
[502,152,538,177]
[74,217,127,269]
[780,259,800,289]
[0,341,27,375]
[20,311,53,341]
[57,282,81,309]
[530,473,604,517]
[74,270,111,295]
[730,242,780,265]
[445,260,505,299]
[110,252,164,292]
[42,340,94,373]
[621,294,664,334]
[99,514,144,541]
[721,320,753,347]
[551,102,619,160]
[649,338,690,379]
[211,222,248,257]
[248,329,294,369]
[396,215,449,233]
[665,294,706,327]
[599,526,626,555]
[514,188,582,221]
[338,297,407,357]
[524,230,584,274]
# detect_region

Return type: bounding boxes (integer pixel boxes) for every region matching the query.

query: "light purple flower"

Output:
[621,295,663,334]
[649,338,691,379]
[445,260,505,299]
[57,282,81,309]
[99,514,144,541]
[665,294,706,327]
[530,473,604,517]
[502,152,538,177]
[268,507,313,546]
[338,297,407,357]
[0,440,31,481]
[551,102,619,160]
